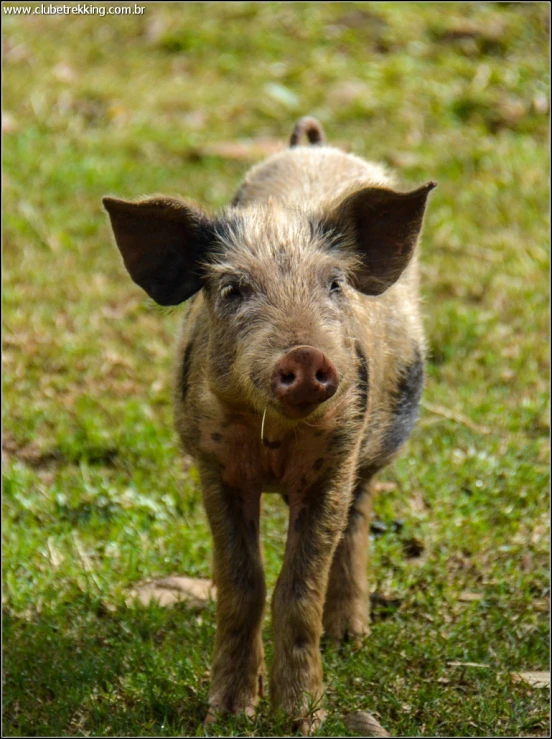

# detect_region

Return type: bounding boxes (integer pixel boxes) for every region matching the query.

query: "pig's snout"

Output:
[271,345,339,415]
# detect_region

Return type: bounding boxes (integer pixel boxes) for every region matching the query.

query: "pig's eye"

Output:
[220,283,243,300]
[329,277,343,295]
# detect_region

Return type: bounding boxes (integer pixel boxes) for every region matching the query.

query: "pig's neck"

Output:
[197,386,358,494]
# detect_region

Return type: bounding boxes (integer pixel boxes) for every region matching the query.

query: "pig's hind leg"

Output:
[322,475,374,643]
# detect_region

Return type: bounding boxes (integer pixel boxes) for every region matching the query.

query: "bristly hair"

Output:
[199,202,362,284]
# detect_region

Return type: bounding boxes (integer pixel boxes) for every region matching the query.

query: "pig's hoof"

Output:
[293,708,327,736]
[323,597,370,645]
[204,699,258,725]
[323,617,370,647]
[204,676,263,725]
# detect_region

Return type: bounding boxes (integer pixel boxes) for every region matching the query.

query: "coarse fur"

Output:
[103,117,435,734]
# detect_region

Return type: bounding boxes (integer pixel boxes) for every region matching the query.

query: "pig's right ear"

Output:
[102,196,214,306]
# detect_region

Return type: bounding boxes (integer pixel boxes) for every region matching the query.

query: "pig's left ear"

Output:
[102,196,214,306]
[332,182,436,296]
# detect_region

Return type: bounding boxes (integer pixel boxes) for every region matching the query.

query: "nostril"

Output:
[280,371,296,386]
[315,369,328,384]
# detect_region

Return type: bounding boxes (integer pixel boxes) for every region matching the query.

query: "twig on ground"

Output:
[421,401,492,435]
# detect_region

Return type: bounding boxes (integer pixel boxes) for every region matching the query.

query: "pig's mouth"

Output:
[267,390,344,423]
[277,400,323,421]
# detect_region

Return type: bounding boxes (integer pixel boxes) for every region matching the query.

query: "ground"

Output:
[2,2,550,737]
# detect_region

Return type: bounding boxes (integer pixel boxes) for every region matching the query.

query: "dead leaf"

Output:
[410,489,430,513]
[511,671,550,689]
[458,592,483,602]
[532,599,549,613]
[344,711,390,737]
[328,80,371,107]
[334,9,388,31]
[4,41,33,64]
[197,138,283,161]
[532,92,549,115]
[372,481,397,493]
[434,19,507,45]
[2,112,18,134]
[447,661,489,669]
[144,15,167,44]
[126,576,216,609]
[387,152,421,169]
[53,63,76,83]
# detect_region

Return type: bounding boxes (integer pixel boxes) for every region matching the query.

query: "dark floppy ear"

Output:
[332,182,436,295]
[102,196,214,305]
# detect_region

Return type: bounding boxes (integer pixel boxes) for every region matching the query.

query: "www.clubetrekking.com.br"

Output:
[3,4,146,16]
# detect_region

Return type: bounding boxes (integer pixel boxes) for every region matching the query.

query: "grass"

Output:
[2,1,550,736]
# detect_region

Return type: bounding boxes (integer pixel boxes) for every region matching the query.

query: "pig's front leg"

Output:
[271,467,353,734]
[200,464,266,722]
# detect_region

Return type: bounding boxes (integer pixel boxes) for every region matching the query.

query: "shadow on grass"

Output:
[2,599,210,737]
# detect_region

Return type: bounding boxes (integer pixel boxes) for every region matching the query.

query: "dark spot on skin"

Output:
[300,476,308,489]
[293,472,339,545]
[279,469,342,600]
[312,458,324,472]
[211,432,223,442]
[351,477,368,504]
[216,483,262,593]
[294,507,306,533]
[345,479,371,534]
[317,215,341,247]
[294,634,308,650]
[314,431,324,437]
[290,576,309,600]
[262,438,281,450]
[355,343,369,416]
[218,485,243,512]
[327,427,355,457]
[181,340,194,400]
[381,348,424,457]
[346,506,365,532]
[210,344,237,383]
[212,212,245,246]
[306,471,335,503]
[358,463,384,480]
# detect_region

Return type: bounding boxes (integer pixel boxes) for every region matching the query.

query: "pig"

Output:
[103,116,435,734]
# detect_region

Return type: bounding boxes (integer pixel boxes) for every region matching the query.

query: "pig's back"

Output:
[232,146,394,209]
